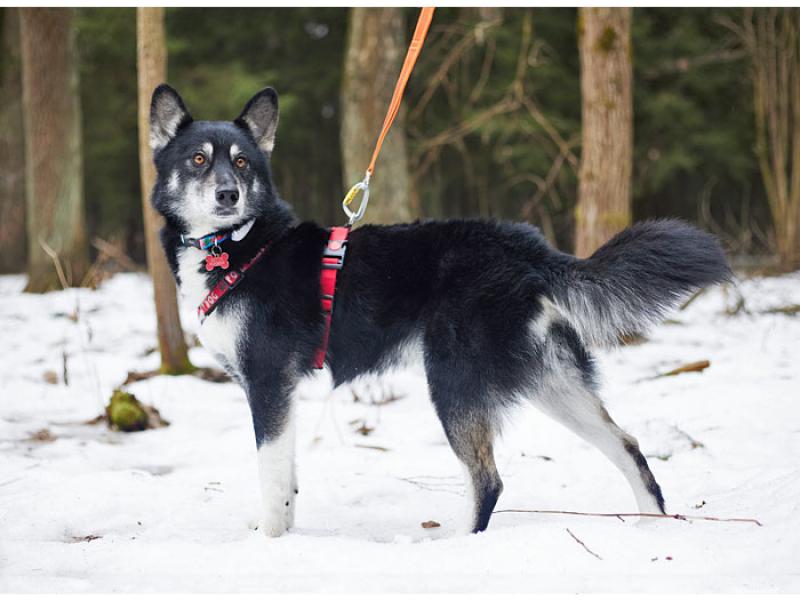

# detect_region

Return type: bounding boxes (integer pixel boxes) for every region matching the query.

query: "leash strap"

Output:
[312,226,350,369]
[342,7,435,224]
[197,242,272,323]
[367,7,435,176]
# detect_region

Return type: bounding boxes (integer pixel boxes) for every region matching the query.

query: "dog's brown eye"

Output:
[235,156,247,169]
[192,153,206,166]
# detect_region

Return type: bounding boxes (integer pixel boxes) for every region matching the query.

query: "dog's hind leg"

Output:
[428,385,504,533]
[449,414,504,534]
[535,382,665,515]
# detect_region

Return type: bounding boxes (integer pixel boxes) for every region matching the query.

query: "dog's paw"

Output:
[258,494,295,538]
[259,518,289,538]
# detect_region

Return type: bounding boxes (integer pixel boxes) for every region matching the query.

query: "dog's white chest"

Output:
[176,247,243,374]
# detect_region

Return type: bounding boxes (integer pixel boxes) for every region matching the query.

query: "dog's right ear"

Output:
[150,84,192,151]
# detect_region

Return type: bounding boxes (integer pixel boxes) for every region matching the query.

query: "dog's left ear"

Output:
[235,88,279,154]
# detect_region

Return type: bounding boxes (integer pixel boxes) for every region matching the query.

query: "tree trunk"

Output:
[19,8,88,291]
[0,9,27,273]
[137,7,193,375]
[341,8,412,224]
[739,9,800,271]
[574,8,633,257]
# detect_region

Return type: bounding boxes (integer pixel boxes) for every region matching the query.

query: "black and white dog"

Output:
[149,84,730,537]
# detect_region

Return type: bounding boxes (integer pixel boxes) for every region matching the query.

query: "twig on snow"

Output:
[565,528,602,560]
[493,508,762,526]
[354,443,390,452]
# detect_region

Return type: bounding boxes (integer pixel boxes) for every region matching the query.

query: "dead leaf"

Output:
[42,370,58,385]
[657,360,710,378]
[69,534,102,543]
[421,520,441,529]
[28,429,56,443]
[193,367,231,383]
[350,419,374,436]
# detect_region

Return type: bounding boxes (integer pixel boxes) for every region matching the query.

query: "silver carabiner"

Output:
[341,172,371,225]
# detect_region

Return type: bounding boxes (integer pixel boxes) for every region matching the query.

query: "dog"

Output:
[149,84,731,537]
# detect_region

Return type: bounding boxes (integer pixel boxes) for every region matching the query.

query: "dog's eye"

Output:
[192,153,206,166]
[235,156,247,169]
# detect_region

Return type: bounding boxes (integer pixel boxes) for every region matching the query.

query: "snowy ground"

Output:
[1,270,799,592]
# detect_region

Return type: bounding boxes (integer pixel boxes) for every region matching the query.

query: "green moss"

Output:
[106,389,148,432]
[159,356,196,376]
[596,25,617,53]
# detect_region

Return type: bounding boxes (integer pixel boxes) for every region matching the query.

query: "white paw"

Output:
[259,494,295,538]
[259,517,289,538]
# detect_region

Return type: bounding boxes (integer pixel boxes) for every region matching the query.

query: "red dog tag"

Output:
[205,252,230,271]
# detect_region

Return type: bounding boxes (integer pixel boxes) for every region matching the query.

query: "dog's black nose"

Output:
[216,188,239,208]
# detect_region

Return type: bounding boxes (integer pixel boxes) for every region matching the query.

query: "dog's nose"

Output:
[216,188,239,208]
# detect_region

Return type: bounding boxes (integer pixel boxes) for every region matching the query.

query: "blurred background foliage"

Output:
[75,7,765,261]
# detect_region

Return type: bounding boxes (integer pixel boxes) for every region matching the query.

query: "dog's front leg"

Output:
[247,380,297,538]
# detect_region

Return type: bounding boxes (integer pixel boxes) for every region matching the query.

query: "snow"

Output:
[1,271,799,592]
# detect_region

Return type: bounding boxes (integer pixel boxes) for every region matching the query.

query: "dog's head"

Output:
[149,84,283,235]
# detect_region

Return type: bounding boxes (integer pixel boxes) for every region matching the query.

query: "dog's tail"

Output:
[550,219,732,347]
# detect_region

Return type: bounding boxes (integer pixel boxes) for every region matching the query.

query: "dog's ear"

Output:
[235,88,279,154]
[150,84,192,151]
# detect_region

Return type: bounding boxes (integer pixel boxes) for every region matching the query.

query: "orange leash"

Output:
[342,6,435,224]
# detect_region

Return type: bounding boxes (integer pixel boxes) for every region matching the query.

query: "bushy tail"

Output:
[551,219,732,346]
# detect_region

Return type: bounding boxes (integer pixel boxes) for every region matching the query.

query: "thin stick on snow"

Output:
[493,509,763,527]
[566,528,602,560]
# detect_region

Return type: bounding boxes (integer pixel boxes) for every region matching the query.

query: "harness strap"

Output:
[196,226,349,369]
[197,242,272,323]
[313,226,350,369]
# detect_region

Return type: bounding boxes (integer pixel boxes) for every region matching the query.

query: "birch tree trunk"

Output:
[137,7,193,374]
[574,8,633,257]
[19,8,88,291]
[0,8,27,273]
[341,8,412,224]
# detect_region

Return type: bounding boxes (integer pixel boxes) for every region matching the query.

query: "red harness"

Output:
[313,226,349,369]
[196,226,349,370]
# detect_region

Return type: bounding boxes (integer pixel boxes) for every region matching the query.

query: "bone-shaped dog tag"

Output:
[205,252,230,271]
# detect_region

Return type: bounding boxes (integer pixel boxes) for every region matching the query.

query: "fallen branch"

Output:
[654,359,711,379]
[91,237,143,273]
[493,508,762,527]
[763,303,800,316]
[566,528,602,560]
[354,444,389,452]
[679,288,706,311]
[38,237,70,289]
[122,366,230,385]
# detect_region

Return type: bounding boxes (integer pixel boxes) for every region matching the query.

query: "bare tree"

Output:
[0,8,27,273]
[137,7,193,374]
[341,8,412,224]
[574,8,633,257]
[19,8,88,291]
[728,9,800,271]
